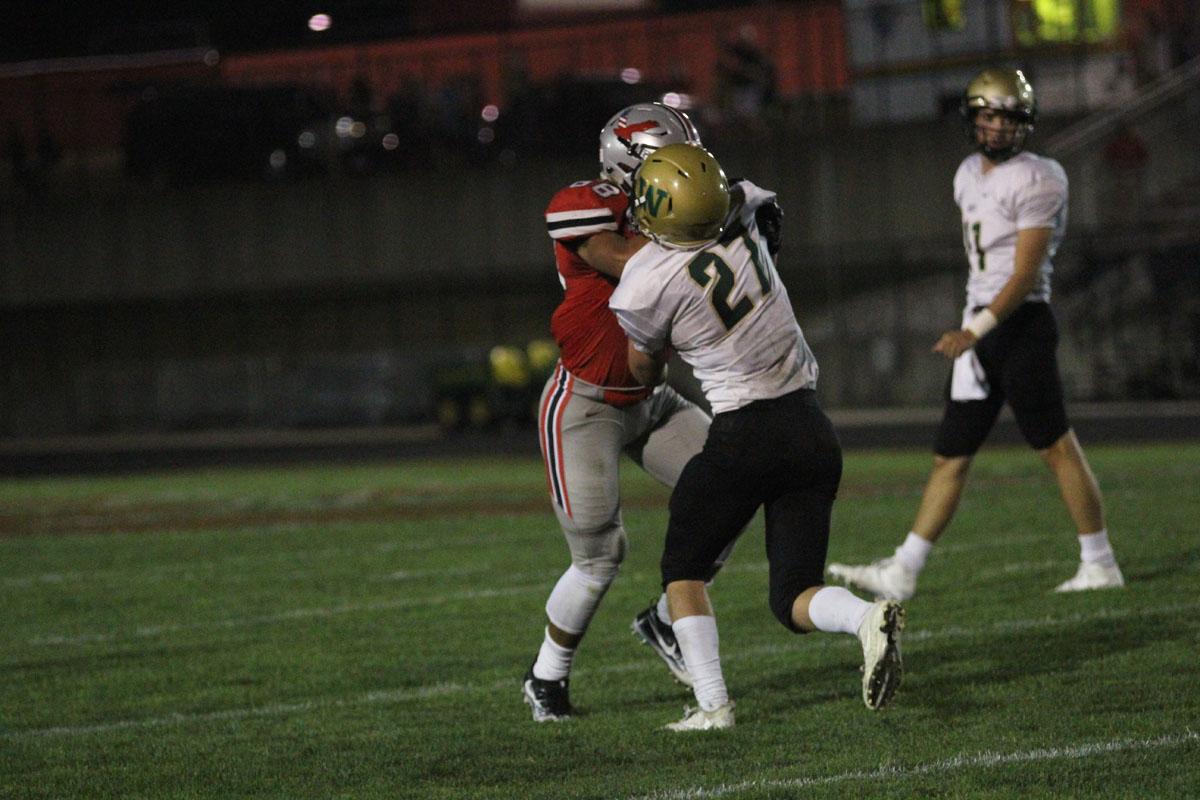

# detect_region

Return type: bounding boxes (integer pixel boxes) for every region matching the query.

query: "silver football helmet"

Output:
[599,102,701,194]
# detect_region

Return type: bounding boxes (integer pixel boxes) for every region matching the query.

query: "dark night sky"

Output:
[1,1,746,64]
[0,1,487,64]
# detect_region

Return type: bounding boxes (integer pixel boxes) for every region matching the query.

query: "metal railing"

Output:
[1045,55,1200,159]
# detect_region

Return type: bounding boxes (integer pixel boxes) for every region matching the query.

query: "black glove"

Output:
[755,199,783,257]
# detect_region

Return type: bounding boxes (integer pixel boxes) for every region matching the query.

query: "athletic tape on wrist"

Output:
[964,308,998,339]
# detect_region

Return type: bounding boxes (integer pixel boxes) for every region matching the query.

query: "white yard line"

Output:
[628,730,1200,800]
[20,559,1199,647]
[0,529,1057,589]
[25,585,543,646]
[4,600,1197,740]
[0,526,557,588]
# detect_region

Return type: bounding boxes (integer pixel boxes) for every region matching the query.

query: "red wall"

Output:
[220,3,847,107]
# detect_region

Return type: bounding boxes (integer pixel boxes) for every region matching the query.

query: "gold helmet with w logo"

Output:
[632,143,730,250]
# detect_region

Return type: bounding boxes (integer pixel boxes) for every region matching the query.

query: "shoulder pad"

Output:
[545,181,626,241]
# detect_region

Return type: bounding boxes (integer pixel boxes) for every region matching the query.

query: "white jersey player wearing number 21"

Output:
[610,143,904,731]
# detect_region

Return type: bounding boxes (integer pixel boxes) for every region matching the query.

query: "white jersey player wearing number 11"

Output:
[827,68,1123,603]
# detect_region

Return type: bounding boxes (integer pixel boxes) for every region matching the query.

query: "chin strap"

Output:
[979,144,1018,162]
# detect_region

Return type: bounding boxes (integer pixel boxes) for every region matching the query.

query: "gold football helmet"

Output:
[960,68,1036,161]
[631,143,729,250]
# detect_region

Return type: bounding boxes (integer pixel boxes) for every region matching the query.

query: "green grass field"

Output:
[2,442,1198,799]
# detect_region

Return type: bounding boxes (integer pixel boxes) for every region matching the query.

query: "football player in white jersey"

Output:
[827,68,1124,602]
[610,143,905,730]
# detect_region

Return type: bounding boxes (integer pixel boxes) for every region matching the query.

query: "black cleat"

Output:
[631,603,692,687]
[522,664,572,722]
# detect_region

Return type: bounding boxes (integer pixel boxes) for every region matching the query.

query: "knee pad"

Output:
[545,564,616,636]
[564,522,627,581]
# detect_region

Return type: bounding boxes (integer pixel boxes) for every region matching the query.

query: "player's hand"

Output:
[933,329,978,360]
[755,199,783,256]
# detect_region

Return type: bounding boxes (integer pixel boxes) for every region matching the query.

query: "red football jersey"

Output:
[544,179,650,406]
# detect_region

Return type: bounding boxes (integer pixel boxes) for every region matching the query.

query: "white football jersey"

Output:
[954,151,1067,308]
[609,181,818,414]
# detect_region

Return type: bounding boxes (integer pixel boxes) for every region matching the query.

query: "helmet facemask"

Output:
[966,107,1033,162]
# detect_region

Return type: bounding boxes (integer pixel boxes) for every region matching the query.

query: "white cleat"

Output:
[827,557,917,602]
[665,701,735,731]
[1054,561,1125,593]
[858,600,905,711]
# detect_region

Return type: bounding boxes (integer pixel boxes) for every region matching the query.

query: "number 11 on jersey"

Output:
[963,220,986,271]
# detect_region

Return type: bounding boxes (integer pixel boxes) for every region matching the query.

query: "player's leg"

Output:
[1042,431,1123,591]
[524,371,627,721]
[749,393,905,711]
[1039,430,1105,533]
[827,392,1002,600]
[624,386,734,685]
[781,499,906,712]
[658,413,761,730]
[1002,304,1123,591]
[634,388,739,578]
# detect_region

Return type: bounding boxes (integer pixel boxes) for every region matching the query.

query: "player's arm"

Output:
[728,179,783,256]
[627,341,668,387]
[933,226,1051,360]
[576,232,651,278]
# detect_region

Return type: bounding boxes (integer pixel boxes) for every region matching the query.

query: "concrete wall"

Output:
[2,107,1196,436]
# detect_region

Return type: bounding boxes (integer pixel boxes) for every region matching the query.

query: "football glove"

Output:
[755,199,783,257]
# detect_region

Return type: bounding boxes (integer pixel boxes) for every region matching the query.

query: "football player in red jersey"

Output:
[523,102,723,722]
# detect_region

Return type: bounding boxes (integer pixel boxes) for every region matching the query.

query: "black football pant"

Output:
[661,388,843,631]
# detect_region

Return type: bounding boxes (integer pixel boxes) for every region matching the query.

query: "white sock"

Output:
[807,586,873,635]
[1079,529,1117,567]
[656,593,671,625]
[532,627,575,681]
[894,532,933,574]
[672,615,728,711]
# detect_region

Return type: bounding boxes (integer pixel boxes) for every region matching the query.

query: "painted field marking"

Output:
[0,525,558,588]
[18,557,1199,647]
[628,730,1200,800]
[1,529,1061,589]
[24,585,544,646]
[4,600,1197,740]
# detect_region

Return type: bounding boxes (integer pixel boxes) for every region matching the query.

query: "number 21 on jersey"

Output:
[963,220,986,271]
[687,234,774,330]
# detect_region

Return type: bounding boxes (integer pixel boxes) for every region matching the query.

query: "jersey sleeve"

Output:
[1014,161,1068,229]
[609,256,673,354]
[953,157,973,209]
[545,182,627,242]
[727,179,777,229]
[736,179,776,217]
